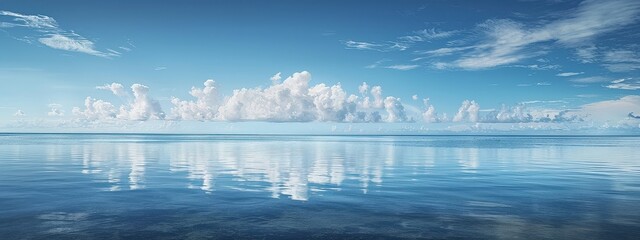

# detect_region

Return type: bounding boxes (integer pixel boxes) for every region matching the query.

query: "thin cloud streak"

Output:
[0,10,119,57]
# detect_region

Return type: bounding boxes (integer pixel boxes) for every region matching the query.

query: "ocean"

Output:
[1,134,639,239]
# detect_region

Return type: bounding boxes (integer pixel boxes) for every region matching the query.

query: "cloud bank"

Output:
[13,71,638,132]
[75,71,411,124]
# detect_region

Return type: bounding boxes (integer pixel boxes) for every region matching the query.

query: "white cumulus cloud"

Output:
[72,97,118,121]
[74,83,164,122]
[453,100,480,122]
[169,72,408,123]
[170,79,220,121]
[421,98,444,123]
[270,72,282,84]
[14,109,25,117]
[383,96,408,122]
[47,103,64,116]
[96,82,128,97]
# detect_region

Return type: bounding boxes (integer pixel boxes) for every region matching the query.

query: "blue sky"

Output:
[1,0,640,134]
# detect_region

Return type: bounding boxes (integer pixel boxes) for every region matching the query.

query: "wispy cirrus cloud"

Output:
[345,28,457,53]
[343,40,386,51]
[0,10,119,57]
[602,49,640,72]
[570,76,610,83]
[413,46,474,58]
[575,45,598,63]
[415,0,640,70]
[398,28,457,43]
[365,60,418,71]
[557,72,584,77]
[605,78,640,90]
[384,64,419,71]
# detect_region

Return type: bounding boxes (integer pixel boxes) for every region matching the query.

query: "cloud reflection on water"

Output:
[69,137,426,200]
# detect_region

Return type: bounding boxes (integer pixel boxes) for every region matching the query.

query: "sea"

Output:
[0,134,639,239]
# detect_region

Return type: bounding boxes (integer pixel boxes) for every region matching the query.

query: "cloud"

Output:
[358,82,369,95]
[72,97,118,121]
[0,10,57,29]
[365,60,388,69]
[605,78,640,90]
[0,11,118,57]
[360,85,384,109]
[14,109,25,117]
[557,72,584,77]
[429,0,640,69]
[415,28,456,39]
[570,76,609,83]
[453,19,536,69]
[75,83,165,122]
[480,104,535,123]
[412,95,418,100]
[575,45,598,63]
[126,84,165,120]
[450,101,584,123]
[38,33,117,57]
[270,72,282,84]
[47,103,64,116]
[96,83,127,97]
[168,72,408,123]
[154,66,167,71]
[170,80,219,121]
[217,71,317,122]
[602,49,640,72]
[546,0,640,45]
[365,60,419,71]
[217,71,389,122]
[384,64,419,70]
[343,40,385,51]
[513,64,561,71]
[453,100,480,122]
[346,28,457,54]
[20,71,640,131]
[389,42,409,51]
[383,97,408,122]
[415,46,475,57]
[399,28,457,43]
[310,83,361,122]
[580,95,640,122]
[421,98,444,123]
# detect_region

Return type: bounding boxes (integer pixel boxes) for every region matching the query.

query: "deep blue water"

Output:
[0,134,639,239]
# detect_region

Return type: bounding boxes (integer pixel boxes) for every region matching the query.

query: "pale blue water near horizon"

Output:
[1,134,639,239]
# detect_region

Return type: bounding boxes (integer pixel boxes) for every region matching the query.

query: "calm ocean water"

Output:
[0,134,639,239]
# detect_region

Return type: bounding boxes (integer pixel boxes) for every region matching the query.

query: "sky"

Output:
[1,0,640,134]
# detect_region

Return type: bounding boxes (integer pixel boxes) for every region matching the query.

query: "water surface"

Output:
[1,134,639,239]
